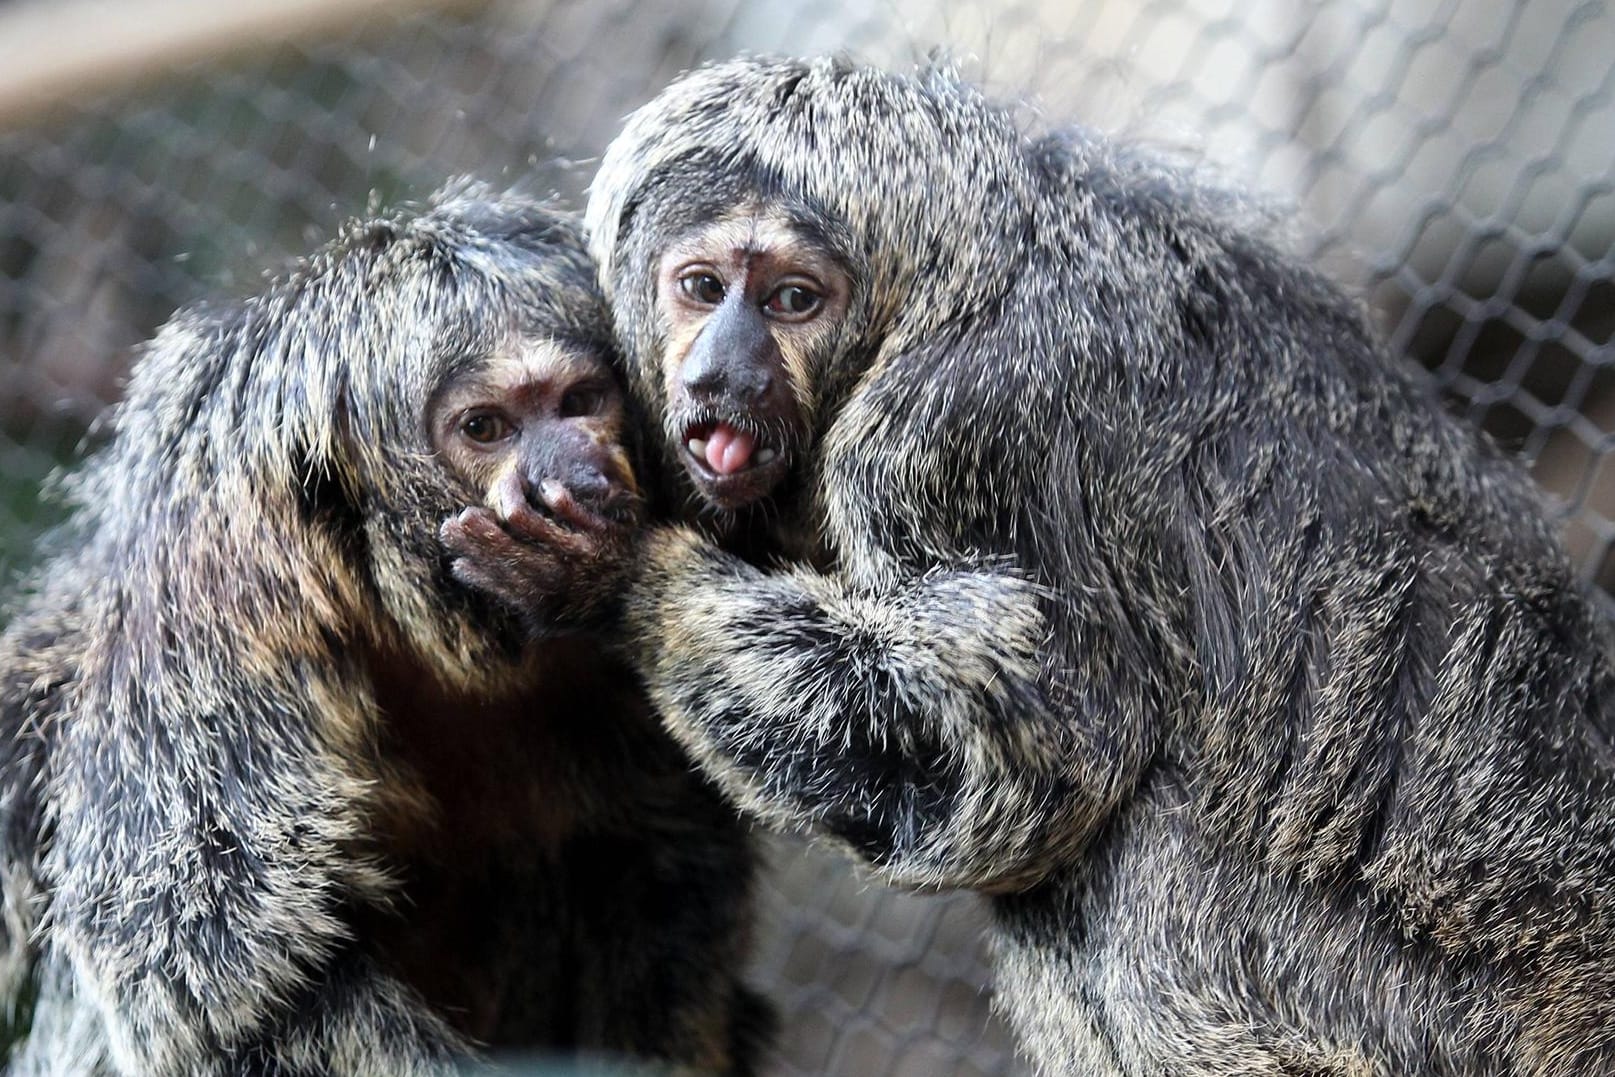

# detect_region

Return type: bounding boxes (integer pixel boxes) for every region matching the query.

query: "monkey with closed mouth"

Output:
[0,183,768,1076]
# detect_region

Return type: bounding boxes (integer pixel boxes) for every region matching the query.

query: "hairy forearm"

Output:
[43,674,454,1074]
[626,528,1088,891]
[222,953,466,1077]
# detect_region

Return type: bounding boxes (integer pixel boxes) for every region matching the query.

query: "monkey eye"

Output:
[460,411,513,444]
[679,272,726,305]
[559,386,606,418]
[764,283,822,319]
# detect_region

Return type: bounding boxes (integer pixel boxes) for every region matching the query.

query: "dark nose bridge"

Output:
[523,422,612,499]
[681,295,775,403]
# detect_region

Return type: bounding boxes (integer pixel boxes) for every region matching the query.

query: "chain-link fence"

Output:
[1,0,1612,1073]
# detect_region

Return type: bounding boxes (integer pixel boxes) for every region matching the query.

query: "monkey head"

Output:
[172,181,644,671]
[432,335,643,629]
[650,207,850,510]
[586,57,1033,516]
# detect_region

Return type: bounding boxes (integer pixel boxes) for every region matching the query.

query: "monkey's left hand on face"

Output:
[442,469,636,632]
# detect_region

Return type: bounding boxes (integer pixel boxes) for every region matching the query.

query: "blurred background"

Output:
[1,0,1611,1073]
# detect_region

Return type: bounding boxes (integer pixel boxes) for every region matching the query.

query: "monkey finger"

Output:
[504,500,603,560]
[440,508,518,556]
[538,479,614,534]
[447,505,504,533]
[487,469,529,522]
[449,548,567,599]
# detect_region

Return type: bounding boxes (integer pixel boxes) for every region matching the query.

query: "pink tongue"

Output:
[705,424,756,475]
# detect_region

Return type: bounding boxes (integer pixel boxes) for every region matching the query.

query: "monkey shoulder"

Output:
[809,315,1063,576]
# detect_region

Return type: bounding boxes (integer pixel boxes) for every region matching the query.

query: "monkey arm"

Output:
[221,950,466,1076]
[42,663,466,1075]
[625,527,1105,894]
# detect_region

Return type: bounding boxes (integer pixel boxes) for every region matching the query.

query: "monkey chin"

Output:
[679,418,792,511]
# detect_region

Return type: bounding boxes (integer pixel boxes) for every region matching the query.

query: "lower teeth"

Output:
[757,448,777,464]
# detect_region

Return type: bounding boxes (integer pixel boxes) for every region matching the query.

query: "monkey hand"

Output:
[440,481,635,631]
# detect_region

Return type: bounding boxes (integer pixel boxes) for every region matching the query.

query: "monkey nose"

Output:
[681,359,775,406]
[526,463,615,513]
[561,467,612,503]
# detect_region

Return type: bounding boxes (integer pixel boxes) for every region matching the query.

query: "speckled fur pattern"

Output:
[586,57,1615,1075]
[0,184,766,1075]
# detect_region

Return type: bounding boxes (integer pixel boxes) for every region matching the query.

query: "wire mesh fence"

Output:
[1,0,1611,1073]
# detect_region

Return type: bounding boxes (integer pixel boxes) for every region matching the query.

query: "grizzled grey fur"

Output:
[573,57,1615,1075]
[0,184,766,1075]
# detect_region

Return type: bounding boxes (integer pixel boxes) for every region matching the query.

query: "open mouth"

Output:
[684,421,780,474]
[681,419,789,507]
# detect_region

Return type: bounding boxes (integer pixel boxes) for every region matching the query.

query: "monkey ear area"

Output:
[680,419,789,508]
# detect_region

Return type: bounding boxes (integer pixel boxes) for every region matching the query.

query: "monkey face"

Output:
[430,340,641,541]
[653,209,850,511]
